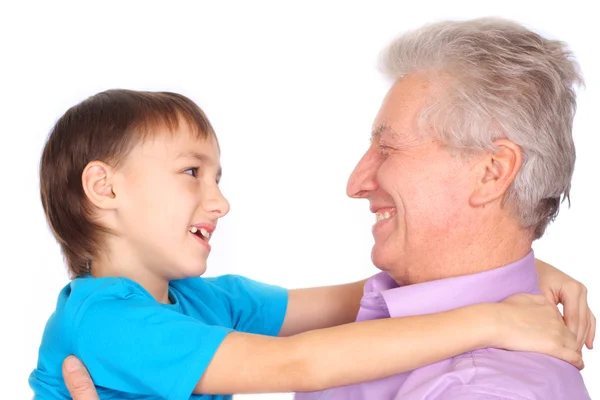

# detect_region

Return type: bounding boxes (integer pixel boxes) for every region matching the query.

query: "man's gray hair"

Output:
[380,17,584,239]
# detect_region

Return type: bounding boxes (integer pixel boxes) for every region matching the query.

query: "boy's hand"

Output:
[496,293,583,369]
[62,356,99,400]
[536,259,596,350]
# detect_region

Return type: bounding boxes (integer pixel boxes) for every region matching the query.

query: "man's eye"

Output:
[378,145,392,156]
[184,167,199,177]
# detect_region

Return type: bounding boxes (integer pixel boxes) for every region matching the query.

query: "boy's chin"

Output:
[167,262,208,280]
[182,263,208,278]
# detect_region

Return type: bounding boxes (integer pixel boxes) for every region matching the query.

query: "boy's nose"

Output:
[205,186,230,218]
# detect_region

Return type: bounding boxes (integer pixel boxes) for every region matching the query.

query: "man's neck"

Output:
[395,220,534,286]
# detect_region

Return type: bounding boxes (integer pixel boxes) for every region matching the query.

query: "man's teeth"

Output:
[189,227,198,233]
[376,211,392,222]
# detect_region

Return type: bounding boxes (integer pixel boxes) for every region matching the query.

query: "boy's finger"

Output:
[586,311,596,350]
[62,356,99,400]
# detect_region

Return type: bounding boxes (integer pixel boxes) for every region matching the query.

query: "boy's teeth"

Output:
[189,226,211,239]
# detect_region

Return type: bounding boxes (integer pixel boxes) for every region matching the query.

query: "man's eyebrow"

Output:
[370,123,397,141]
[177,151,222,179]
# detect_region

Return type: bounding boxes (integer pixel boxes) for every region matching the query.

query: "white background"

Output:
[1,1,598,399]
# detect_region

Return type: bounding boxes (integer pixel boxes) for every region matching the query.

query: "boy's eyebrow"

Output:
[177,151,209,162]
[176,151,222,179]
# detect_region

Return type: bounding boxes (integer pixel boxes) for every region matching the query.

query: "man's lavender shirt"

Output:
[296,251,590,399]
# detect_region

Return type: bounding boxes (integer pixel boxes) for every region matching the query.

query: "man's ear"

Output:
[469,139,522,207]
[81,161,117,209]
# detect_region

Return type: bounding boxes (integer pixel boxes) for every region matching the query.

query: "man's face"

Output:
[346,74,480,285]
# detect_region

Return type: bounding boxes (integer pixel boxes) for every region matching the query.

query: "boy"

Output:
[30,89,584,399]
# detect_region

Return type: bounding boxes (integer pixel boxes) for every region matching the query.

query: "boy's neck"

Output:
[91,246,172,305]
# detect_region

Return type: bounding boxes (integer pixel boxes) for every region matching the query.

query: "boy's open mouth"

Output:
[189,226,211,242]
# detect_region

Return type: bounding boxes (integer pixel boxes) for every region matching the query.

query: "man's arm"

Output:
[62,357,99,400]
[278,279,368,336]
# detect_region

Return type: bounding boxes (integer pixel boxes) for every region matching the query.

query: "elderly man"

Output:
[59,17,594,400]
[294,17,592,399]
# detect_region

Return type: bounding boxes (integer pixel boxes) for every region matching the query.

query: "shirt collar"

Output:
[359,250,540,319]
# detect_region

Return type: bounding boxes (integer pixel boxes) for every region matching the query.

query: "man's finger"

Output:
[62,356,99,400]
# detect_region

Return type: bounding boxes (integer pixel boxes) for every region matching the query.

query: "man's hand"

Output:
[62,356,99,400]
[536,259,596,350]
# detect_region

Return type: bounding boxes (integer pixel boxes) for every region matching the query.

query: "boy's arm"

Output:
[196,294,580,395]
[278,260,597,345]
[277,279,368,337]
[63,293,581,397]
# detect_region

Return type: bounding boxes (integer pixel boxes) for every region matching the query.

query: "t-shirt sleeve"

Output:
[73,284,232,400]
[206,275,288,336]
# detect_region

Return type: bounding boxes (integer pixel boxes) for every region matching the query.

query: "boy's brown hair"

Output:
[40,89,216,278]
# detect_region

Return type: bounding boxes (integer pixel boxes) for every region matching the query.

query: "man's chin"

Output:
[371,248,403,275]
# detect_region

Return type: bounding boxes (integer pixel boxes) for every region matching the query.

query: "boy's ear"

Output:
[81,161,117,209]
[469,139,522,207]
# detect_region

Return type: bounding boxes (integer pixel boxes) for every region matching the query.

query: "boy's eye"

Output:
[184,167,199,177]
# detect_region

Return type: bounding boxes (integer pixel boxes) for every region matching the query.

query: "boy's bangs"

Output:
[132,103,216,143]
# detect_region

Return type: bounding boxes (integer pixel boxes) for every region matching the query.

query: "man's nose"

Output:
[346,148,379,199]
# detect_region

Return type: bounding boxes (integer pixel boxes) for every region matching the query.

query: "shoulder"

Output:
[201,274,255,290]
[64,276,156,322]
[171,275,288,335]
[470,349,588,399]
[173,274,282,296]
[413,349,589,400]
[171,274,240,291]
[69,276,151,303]
[205,274,288,306]
[168,275,240,302]
[40,276,156,349]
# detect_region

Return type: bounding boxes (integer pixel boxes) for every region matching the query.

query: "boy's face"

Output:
[111,122,229,280]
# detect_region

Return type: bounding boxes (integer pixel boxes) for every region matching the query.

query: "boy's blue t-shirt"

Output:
[29,274,289,400]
